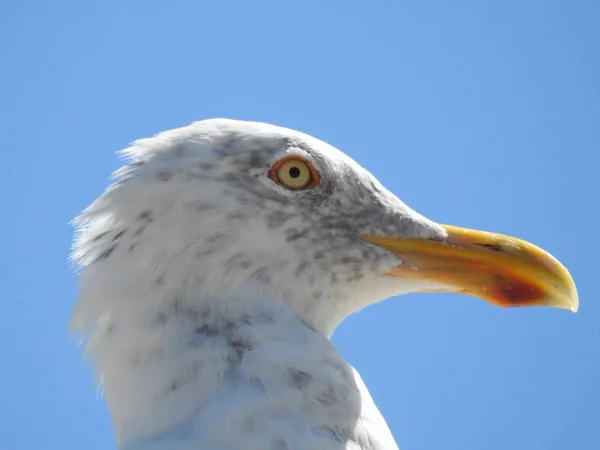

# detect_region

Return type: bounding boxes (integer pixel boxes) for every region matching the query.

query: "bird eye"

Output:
[269,156,321,190]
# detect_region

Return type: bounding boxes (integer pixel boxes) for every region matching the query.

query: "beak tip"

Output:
[549,287,579,313]
[569,296,579,313]
[563,278,579,313]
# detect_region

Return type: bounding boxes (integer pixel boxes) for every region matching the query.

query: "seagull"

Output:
[71,119,578,450]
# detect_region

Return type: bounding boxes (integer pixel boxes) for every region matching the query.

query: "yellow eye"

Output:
[269,156,321,190]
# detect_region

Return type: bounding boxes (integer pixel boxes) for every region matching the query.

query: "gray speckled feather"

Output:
[71,119,448,450]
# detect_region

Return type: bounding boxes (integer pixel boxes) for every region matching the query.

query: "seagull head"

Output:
[72,119,577,336]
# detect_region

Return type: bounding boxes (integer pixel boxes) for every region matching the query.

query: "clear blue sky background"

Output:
[1,1,598,449]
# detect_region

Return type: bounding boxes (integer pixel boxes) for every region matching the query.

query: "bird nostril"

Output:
[476,243,504,253]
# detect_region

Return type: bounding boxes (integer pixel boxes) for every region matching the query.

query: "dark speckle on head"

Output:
[285,228,310,242]
[340,256,360,265]
[349,272,364,282]
[257,311,274,323]
[220,133,242,152]
[229,338,252,361]
[138,210,153,222]
[92,231,111,243]
[165,362,202,395]
[132,226,146,238]
[247,149,270,168]
[311,291,323,300]
[94,244,116,262]
[195,324,220,337]
[294,260,310,277]
[104,323,115,335]
[252,267,271,284]
[312,426,345,443]
[288,368,313,389]
[316,386,338,407]
[152,312,168,326]
[206,232,227,244]
[195,249,213,258]
[226,252,244,267]
[193,202,216,212]
[112,229,127,241]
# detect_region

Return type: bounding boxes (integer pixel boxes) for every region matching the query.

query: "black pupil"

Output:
[288,166,301,178]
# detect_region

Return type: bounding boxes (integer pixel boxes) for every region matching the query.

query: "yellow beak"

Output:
[361,225,578,312]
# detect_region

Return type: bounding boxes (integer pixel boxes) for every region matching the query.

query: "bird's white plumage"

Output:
[72,119,448,449]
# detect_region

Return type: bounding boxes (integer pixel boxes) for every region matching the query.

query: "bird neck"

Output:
[90,293,366,449]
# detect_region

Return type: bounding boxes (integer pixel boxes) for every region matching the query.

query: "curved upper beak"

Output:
[361,225,578,312]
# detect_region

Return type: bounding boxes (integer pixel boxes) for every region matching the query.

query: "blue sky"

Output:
[1,1,598,449]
